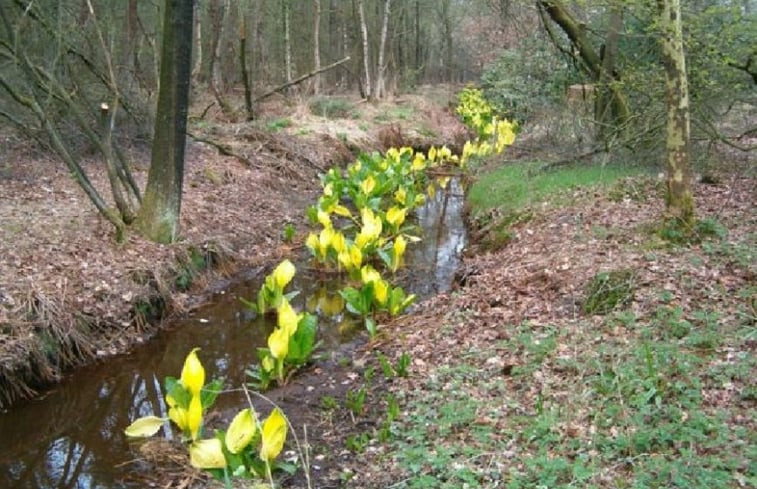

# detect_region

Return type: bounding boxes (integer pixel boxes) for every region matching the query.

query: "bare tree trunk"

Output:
[283,0,293,89]
[239,12,254,120]
[191,2,203,82]
[374,0,391,99]
[313,0,322,95]
[357,0,372,100]
[209,0,232,115]
[441,0,453,82]
[136,0,194,243]
[595,2,624,141]
[657,0,695,226]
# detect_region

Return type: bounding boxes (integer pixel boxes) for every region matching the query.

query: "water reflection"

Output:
[0,179,466,489]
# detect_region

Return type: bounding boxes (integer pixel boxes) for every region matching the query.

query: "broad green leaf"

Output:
[124,416,166,438]
[189,438,227,469]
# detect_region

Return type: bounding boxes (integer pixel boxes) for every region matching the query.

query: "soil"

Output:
[0,86,469,409]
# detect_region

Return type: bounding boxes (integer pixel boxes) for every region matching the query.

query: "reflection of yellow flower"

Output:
[180,348,205,397]
[261,355,275,372]
[190,438,227,469]
[272,260,295,290]
[225,408,257,454]
[277,299,300,335]
[260,408,288,462]
[268,327,289,360]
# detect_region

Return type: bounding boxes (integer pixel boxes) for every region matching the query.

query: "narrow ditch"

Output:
[0,177,467,489]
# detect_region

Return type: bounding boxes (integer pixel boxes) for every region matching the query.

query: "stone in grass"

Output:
[582,269,635,315]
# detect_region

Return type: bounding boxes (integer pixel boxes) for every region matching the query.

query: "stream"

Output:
[0,178,466,489]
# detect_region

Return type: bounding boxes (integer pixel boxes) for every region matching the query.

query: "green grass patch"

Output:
[265,117,291,132]
[379,309,754,489]
[309,97,356,119]
[468,161,648,217]
[582,268,636,315]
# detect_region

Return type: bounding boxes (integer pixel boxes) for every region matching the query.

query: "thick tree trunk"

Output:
[658,0,695,225]
[136,0,194,243]
[313,0,322,95]
[374,0,391,99]
[191,2,203,82]
[357,0,372,100]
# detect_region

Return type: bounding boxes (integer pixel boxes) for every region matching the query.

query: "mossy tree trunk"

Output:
[136,0,194,244]
[658,0,695,226]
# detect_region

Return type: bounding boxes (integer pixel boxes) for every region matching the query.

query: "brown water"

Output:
[0,178,466,489]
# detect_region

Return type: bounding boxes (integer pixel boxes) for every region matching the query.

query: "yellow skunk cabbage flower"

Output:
[357,208,382,246]
[338,243,362,272]
[305,232,318,254]
[361,265,382,285]
[395,187,407,205]
[386,147,400,162]
[277,299,300,336]
[168,404,188,433]
[187,394,203,440]
[330,231,347,254]
[317,210,332,229]
[180,348,205,397]
[268,326,289,360]
[428,146,437,162]
[438,146,452,160]
[190,438,227,469]
[260,408,288,462]
[323,182,333,196]
[360,175,376,195]
[374,279,389,306]
[319,227,335,254]
[386,206,407,229]
[272,259,296,290]
[400,146,414,158]
[225,408,257,454]
[391,236,407,272]
[412,153,427,172]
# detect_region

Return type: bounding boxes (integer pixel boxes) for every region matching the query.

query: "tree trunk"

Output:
[283,0,293,88]
[136,0,194,243]
[441,0,453,82]
[191,2,203,82]
[208,0,232,115]
[239,12,254,120]
[357,0,372,100]
[538,0,630,139]
[658,0,695,226]
[313,0,322,95]
[374,0,391,99]
[595,2,626,140]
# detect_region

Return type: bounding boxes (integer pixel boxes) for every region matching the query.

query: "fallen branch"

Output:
[187,130,258,168]
[253,56,351,103]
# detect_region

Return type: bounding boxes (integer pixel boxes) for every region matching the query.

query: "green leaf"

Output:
[365,317,377,338]
[201,378,224,409]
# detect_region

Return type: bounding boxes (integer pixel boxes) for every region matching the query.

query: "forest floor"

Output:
[0,85,467,408]
[1,85,754,489]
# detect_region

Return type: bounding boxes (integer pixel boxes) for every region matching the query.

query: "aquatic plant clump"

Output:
[124,349,290,482]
